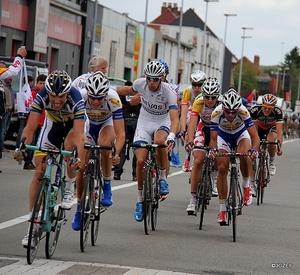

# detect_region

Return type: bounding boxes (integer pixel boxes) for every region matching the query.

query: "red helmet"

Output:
[262,94,277,105]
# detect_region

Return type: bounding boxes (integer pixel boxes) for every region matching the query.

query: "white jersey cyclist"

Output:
[132,77,178,143]
[80,87,123,144]
[210,103,254,152]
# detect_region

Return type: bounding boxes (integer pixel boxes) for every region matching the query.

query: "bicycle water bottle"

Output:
[50,185,59,208]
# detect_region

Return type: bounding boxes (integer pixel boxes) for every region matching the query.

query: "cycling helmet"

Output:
[45,70,72,96]
[202,77,220,96]
[262,93,277,106]
[85,72,109,96]
[143,61,165,78]
[190,70,207,84]
[157,59,169,74]
[222,88,242,109]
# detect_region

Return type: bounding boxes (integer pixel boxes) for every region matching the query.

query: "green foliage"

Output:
[234,63,258,93]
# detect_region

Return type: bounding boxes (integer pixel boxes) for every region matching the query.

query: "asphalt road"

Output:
[0,139,299,275]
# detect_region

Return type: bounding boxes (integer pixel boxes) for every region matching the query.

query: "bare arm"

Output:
[116,86,136,96]
[113,119,125,155]
[180,105,189,133]
[21,112,41,145]
[247,125,260,150]
[130,93,141,105]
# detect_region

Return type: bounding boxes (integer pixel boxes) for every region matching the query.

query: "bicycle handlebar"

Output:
[129,143,167,149]
[260,139,281,152]
[84,144,113,150]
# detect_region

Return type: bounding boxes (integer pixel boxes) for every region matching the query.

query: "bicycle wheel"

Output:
[151,170,159,231]
[91,171,102,246]
[27,179,47,265]
[260,159,268,204]
[80,173,92,252]
[45,184,66,259]
[256,158,264,206]
[230,167,238,242]
[199,165,210,230]
[143,166,152,235]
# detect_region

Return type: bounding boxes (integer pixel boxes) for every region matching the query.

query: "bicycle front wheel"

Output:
[91,172,102,246]
[256,158,264,206]
[27,179,47,265]
[45,182,66,259]
[151,170,159,231]
[80,173,92,252]
[143,166,152,235]
[230,167,238,242]
[199,165,210,230]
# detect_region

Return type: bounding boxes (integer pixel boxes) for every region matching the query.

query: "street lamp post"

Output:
[221,13,237,90]
[237,27,253,94]
[200,0,219,71]
[140,0,149,76]
[175,0,184,84]
[282,67,289,95]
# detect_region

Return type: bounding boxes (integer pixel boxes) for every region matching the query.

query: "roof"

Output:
[151,9,178,25]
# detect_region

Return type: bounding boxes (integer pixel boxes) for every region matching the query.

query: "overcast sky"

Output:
[99,0,300,66]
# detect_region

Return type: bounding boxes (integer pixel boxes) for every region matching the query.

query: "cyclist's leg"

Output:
[98,122,116,206]
[216,135,230,224]
[237,131,252,206]
[133,121,152,222]
[267,126,277,175]
[154,126,169,195]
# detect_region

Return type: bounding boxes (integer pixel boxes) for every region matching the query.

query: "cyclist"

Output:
[131,61,179,222]
[71,72,125,230]
[185,77,221,215]
[209,88,260,224]
[15,70,86,246]
[249,94,283,186]
[179,70,207,172]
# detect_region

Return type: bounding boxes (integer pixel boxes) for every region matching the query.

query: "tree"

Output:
[233,62,257,95]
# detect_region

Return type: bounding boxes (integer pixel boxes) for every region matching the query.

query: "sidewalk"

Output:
[0,257,198,275]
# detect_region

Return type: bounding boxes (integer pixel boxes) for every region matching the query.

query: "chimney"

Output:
[161,2,167,14]
[172,3,180,16]
[254,55,260,67]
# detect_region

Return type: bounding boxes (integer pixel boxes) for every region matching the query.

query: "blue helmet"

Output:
[157,59,169,74]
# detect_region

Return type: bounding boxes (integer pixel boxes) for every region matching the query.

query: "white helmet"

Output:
[222,88,242,109]
[85,72,109,96]
[143,61,165,78]
[190,70,206,84]
[202,77,220,96]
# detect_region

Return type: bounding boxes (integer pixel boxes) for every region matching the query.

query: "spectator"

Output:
[0,78,6,166]
[0,60,14,152]
[15,74,47,170]
[113,80,140,181]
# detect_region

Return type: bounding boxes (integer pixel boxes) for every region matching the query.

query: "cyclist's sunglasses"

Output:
[146,76,160,82]
[204,96,217,100]
[89,95,105,101]
[262,104,275,110]
[192,83,203,87]
[223,108,239,115]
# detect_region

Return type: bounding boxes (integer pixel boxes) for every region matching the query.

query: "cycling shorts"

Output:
[217,128,250,153]
[85,118,113,146]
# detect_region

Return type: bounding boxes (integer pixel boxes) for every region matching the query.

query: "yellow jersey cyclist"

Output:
[132,61,179,222]
[179,70,206,172]
[16,70,86,246]
[185,77,222,215]
[71,72,125,230]
[249,94,283,192]
[209,89,260,224]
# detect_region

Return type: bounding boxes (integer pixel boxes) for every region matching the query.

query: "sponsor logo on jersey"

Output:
[212,110,220,118]
[109,98,121,107]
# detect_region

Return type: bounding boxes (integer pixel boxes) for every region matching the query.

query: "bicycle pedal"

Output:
[219,221,228,226]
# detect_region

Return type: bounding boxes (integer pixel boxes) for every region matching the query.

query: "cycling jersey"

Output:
[191,95,222,126]
[132,78,178,118]
[72,72,93,93]
[31,87,86,123]
[250,105,283,130]
[81,88,123,124]
[181,86,198,107]
[0,55,23,80]
[211,104,254,139]
[132,78,178,144]
[32,87,86,151]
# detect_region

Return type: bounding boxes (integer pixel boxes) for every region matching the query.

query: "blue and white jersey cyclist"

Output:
[131,61,179,222]
[209,89,260,225]
[17,70,86,246]
[71,72,125,231]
